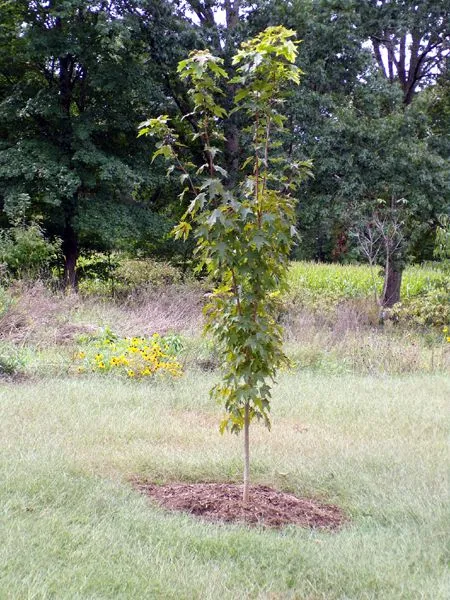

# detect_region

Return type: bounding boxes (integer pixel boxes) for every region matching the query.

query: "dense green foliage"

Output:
[0,223,60,279]
[0,0,192,285]
[0,0,448,300]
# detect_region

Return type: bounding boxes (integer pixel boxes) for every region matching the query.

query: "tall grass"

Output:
[288,261,448,302]
[1,373,449,599]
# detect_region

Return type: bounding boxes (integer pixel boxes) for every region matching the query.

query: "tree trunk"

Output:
[243,402,250,504]
[62,220,78,291]
[381,266,402,308]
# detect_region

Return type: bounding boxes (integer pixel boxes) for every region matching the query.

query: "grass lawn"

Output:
[1,371,448,599]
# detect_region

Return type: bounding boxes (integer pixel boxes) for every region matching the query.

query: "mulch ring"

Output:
[132,481,346,529]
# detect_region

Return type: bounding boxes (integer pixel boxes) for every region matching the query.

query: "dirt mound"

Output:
[133,481,346,529]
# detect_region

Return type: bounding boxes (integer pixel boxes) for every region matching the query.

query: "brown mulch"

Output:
[133,481,346,529]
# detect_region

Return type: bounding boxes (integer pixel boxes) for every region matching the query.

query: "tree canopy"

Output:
[0,0,448,299]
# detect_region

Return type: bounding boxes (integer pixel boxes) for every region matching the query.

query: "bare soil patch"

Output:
[133,481,346,529]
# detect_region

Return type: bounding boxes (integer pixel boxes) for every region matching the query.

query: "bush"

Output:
[0,224,61,280]
[115,259,181,291]
[0,343,26,375]
[77,256,183,297]
[387,281,450,327]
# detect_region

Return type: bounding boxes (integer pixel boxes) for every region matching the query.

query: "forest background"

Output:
[0,0,448,308]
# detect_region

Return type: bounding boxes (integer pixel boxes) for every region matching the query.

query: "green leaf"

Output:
[171,221,192,241]
[253,234,268,250]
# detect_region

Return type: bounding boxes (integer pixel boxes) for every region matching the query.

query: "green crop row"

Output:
[288,261,447,301]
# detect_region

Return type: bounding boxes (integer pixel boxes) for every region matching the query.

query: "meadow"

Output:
[1,261,449,599]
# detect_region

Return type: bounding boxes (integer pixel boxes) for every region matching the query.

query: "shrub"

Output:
[76,253,119,282]
[0,343,26,375]
[0,224,61,280]
[115,259,181,291]
[77,256,182,297]
[387,281,450,327]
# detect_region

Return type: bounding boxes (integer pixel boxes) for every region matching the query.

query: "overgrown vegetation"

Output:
[288,261,450,326]
[0,265,448,381]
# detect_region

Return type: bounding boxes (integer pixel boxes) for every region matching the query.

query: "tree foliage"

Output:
[140,26,312,502]
[0,0,189,285]
[0,0,448,302]
[247,0,448,307]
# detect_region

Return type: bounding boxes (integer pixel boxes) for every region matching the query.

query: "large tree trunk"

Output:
[381,266,403,308]
[62,220,78,291]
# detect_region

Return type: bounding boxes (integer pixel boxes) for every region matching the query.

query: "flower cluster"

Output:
[74,333,183,379]
[443,326,450,343]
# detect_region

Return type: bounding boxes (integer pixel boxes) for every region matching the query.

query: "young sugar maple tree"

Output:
[139,26,312,504]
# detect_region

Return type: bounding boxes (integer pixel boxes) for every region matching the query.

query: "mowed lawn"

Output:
[1,372,449,599]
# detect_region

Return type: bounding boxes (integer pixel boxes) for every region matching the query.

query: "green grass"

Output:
[2,372,449,599]
[288,261,447,302]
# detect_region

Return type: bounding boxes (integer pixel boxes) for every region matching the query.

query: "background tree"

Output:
[0,0,447,295]
[354,0,450,304]
[247,0,449,306]
[0,0,191,287]
[359,0,449,107]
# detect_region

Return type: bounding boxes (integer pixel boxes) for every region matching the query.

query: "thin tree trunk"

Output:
[62,220,78,291]
[381,266,402,307]
[243,402,250,504]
